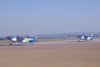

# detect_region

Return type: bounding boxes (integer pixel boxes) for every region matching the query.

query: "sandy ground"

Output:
[0,40,100,67]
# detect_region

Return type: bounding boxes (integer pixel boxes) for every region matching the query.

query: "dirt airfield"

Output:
[0,39,100,67]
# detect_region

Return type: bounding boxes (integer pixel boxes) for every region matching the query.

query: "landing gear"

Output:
[9,43,13,46]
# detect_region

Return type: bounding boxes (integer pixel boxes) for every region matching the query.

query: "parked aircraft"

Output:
[7,34,37,46]
[77,34,94,42]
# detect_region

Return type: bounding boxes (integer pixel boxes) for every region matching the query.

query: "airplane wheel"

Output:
[9,43,13,46]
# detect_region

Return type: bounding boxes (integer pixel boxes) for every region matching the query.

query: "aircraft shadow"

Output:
[0,44,24,46]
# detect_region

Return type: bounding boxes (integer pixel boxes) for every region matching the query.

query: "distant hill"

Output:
[36,32,100,39]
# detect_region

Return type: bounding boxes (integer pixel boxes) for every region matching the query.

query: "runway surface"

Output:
[0,40,100,67]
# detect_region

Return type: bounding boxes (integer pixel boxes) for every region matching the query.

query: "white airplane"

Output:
[77,34,94,42]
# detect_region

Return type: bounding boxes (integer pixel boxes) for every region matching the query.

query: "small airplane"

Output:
[6,33,37,46]
[77,34,94,42]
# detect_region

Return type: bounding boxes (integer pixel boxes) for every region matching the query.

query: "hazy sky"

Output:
[0,0,100,35]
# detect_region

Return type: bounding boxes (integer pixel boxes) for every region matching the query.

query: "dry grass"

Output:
[0,40,10,44]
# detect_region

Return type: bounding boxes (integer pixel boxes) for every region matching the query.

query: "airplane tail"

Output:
[7,32,18,41]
